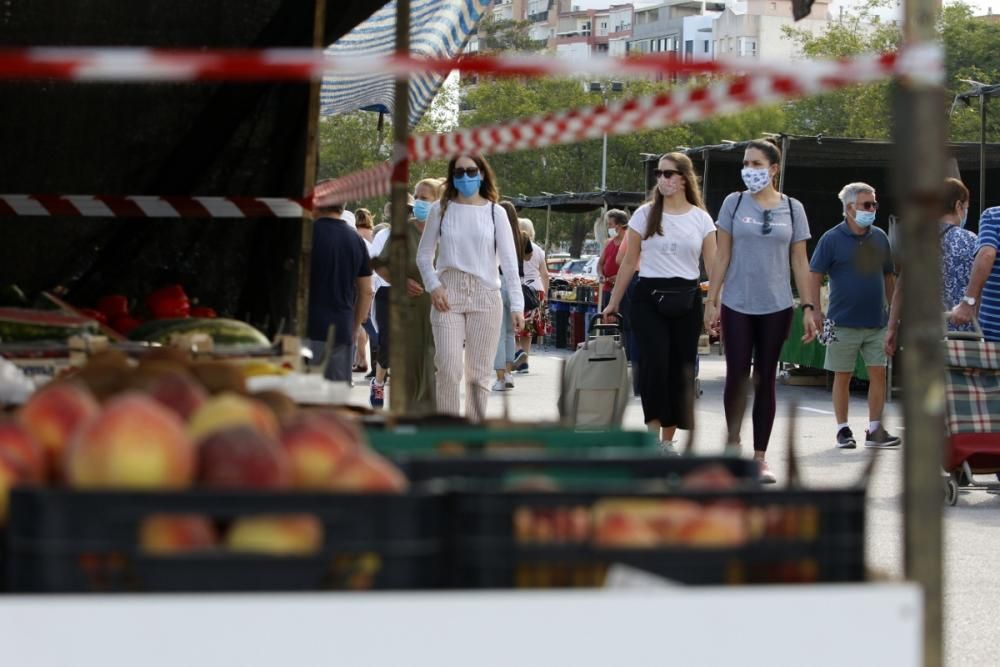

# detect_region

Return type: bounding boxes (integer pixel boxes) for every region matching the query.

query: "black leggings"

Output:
[721,305,793,452]
[630,277,702,430]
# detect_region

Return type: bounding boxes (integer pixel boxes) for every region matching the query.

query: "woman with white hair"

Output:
[516,218,551,373]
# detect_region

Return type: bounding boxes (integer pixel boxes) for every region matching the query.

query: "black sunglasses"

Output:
[453,167,480,179]
[762,209,773,235]
[856,201,878,211]
[653,168,682,180]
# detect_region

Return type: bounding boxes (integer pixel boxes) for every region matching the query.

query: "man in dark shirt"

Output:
[808,182,899,450]
[307,195,373,382]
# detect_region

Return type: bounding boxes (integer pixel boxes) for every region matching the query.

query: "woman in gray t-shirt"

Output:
[704,139,818,484]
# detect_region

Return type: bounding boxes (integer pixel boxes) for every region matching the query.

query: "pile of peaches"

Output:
[0,348,407,555]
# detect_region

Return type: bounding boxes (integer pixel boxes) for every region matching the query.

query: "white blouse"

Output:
[416,200,524,312]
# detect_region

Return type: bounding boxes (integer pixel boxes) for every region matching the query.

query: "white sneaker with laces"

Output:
[491,379,508,392]
[659,440,680,457]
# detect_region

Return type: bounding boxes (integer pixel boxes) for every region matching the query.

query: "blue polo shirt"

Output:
[307,217,372,345]
[977,206,1000,341]
[809,221,894,328]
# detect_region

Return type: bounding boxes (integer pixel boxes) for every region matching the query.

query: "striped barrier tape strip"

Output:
[0,45,943,85]
[313,45,942,205]
[0,195,308,218]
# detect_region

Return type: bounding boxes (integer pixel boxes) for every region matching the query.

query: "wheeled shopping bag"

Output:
[558,315,630,429]
[942,335,1000,505]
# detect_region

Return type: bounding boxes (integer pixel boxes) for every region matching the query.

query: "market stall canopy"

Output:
[0,1,389,334]
[509,191,648,214]
[321,0,491,127]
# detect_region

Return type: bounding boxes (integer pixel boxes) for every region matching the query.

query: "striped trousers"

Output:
[430,269,503,422]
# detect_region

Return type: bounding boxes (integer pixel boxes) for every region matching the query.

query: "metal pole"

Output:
[545,204,551,251]
[894,0,946,662]
[777,134,790,194]
[294,0,328,337]
[701,148,710,204]
[388,0,411,415]
[601,89,608,191]
[981,95,987,218]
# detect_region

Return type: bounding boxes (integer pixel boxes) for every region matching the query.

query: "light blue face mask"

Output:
[959,203,969,229]
[453,175,482,198]
[413,199,432,221]
[854,209,876,228]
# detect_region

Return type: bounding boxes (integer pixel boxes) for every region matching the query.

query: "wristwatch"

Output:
[800,303,815,311]
[962,295,977,307]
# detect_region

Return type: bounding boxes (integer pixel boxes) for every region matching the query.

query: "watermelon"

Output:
[0,307,102,343]
[127,318,270,347]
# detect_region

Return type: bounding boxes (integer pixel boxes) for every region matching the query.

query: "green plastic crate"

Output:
[366,427,656,456]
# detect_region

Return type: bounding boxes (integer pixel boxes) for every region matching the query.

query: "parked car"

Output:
[552,256,598,281]
[546,253,572,273]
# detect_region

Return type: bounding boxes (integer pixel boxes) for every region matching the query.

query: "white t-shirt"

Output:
[522,242,546,289]
[370,227,390,290]
[628,203,716,280]
[416,201,524,312]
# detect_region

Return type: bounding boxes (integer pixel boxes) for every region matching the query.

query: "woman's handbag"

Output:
[650,286,698,318]
[522,283,541,312]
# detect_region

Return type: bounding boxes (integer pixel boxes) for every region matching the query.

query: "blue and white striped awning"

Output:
[321,0,490,127]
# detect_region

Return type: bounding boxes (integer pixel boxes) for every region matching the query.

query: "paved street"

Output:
[349,347,1000,666]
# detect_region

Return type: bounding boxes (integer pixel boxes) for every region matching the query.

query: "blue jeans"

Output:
[494,273,517,371]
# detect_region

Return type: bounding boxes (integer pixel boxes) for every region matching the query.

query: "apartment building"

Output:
[627,0,725,61]
[712,0,831,60]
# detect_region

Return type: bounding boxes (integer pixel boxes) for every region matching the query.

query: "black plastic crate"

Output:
[449,488,865,588]
[6,487,447,593]
[395,452,761,487]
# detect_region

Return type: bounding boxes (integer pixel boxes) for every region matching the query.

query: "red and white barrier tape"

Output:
[0,45,942,85]
[0,195,307,218]
[313,46,942,205]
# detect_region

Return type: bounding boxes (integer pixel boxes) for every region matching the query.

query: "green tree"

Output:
[941,3,1000,141]
[477,16,544,53]
[781,0,900,138]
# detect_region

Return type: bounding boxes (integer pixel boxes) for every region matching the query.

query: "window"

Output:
[703,39,710,53]
[685,40,694,56]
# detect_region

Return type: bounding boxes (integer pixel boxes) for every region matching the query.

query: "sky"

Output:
[567,0,999,17]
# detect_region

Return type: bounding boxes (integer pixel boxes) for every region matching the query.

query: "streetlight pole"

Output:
[589,81,622,191]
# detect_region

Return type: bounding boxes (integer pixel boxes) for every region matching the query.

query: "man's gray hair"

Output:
[837,182,876,213]
[605,209,629,226]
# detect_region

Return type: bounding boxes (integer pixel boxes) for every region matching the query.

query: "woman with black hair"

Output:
[603,152,717,455]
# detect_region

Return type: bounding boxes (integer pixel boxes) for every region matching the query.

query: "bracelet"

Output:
[800,303,815,311]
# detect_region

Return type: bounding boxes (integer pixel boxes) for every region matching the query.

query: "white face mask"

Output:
[741,167,772,194]
[608,228,617,238]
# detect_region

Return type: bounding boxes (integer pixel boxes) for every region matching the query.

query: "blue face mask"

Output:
[854,209,876,228]
[959,204,969,229]
[453,175,482,198]
[413,199,432,221]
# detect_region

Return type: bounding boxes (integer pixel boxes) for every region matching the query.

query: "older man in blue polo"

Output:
[807,182,900,450]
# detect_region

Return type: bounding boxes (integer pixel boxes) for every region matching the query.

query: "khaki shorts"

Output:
[823,326,888,372]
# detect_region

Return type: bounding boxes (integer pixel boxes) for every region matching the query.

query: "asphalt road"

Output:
[349,347,1000,666]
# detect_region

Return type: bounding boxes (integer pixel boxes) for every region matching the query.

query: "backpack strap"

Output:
[730,191,744,227]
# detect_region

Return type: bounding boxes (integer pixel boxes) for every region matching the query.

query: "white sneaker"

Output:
[491,379,508,392]
[659,440,680,457]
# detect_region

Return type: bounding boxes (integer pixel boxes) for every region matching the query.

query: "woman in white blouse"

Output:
[603,152,717,454]
[416,154,525,421]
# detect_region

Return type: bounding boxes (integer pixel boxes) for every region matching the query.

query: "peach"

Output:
[0,418,45,482]
[280,414,359,489]
[329,450,408,493]
[139,514,218,554]
[197,426,290,489]
[65,393,195,489]
[0,451,26,525]
[188,392,279,442]
[225,514,323,556]
[146,371,208,421]
[18,382,99,475]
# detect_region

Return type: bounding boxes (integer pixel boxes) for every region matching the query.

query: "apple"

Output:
[64,393,195,489]
[225,514,323,555]
[139,514,218,554]
[188,392,279,442]
[0,418,45,482]
[18,382,100,477]
[197,426,290,489]
[280,414,359,489]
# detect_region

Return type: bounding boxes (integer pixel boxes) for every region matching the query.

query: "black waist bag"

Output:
[651,286,699,318]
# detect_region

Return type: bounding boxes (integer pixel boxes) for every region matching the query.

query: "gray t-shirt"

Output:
[717,192,810,314]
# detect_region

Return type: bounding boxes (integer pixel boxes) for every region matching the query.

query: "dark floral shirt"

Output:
[940,223,977,331]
